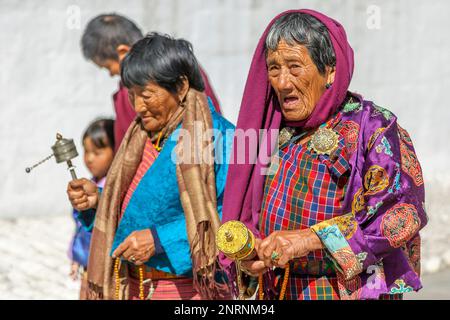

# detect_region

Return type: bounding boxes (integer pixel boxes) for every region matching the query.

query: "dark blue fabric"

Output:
[70,209,92,267]
[71,187,103,267]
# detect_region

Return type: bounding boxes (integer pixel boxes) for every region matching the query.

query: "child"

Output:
[68,118,115,299]
[81,14,142,151]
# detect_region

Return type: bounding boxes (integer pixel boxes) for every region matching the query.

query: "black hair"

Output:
[81,13,143,62]
[265,12,336,75]
[121,32,205,93]
[82,118,115,150]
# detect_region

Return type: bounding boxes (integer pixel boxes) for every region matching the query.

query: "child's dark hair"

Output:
[81,13,143,62]
[83,119,115,150]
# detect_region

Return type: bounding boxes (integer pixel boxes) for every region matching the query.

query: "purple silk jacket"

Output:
[306,94,427,299]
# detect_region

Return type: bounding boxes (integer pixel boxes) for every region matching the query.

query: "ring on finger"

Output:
[271,251,280,261]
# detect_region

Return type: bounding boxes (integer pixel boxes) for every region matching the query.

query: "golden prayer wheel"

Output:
[216,221,256,261]
[216,220,257,300]
[216,221,291,301]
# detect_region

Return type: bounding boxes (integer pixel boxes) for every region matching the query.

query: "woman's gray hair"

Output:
[265,13,336,75]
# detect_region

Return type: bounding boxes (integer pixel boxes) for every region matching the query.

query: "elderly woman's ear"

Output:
[177,77,190,105]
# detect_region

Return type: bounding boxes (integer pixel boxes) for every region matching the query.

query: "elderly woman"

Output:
[67,33,234,300]
[221,10,427,300]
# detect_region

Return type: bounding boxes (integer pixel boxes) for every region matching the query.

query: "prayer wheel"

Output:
[216,220,256,261]
[52,133,78,164]
[216,220,257,300]
[25,133,79,180]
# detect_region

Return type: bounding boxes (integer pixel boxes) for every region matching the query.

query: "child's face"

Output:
[83,137,114,180]
[93,46,130,78]
[93,58,120,77]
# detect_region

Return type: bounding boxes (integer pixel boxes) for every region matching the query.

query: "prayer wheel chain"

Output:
[25,154,54,173]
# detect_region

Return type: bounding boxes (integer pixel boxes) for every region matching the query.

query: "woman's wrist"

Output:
[306,228,324,251]
[93,188,100,209]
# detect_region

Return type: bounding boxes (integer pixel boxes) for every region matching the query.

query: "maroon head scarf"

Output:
[220,9,354,269]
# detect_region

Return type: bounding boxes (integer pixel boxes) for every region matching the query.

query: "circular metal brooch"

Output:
[308,127,340,155]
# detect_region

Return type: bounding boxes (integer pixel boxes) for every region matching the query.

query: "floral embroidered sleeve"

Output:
[311,108,427,281]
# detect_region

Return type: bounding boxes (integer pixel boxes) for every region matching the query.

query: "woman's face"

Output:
[128,82,183,133]
[83,137,114,180]
[266,40,332,122]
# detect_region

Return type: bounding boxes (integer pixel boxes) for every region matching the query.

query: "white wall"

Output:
[1,0,449,272]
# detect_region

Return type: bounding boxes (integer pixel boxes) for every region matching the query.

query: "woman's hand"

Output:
[67,178,99,211]
[112,229,156,265]
[239,239,268,277]
[256,229,323,268]
[240,259,268,277]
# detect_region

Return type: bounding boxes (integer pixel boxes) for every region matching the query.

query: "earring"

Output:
[325,83,332,89]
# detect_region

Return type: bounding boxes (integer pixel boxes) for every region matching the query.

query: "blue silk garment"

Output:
[111,100,235,276]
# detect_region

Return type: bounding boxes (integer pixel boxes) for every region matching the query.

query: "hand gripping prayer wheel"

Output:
[216,221,291,300]
[216,221,256,300]
[25,133,79,180]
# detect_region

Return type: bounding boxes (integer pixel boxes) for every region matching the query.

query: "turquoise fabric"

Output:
[111,99,234,276]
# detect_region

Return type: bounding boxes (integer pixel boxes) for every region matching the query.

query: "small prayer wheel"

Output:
[52,133,78,164]
[25,133,79,180]
[216,221,257,300]
[216,220,256,261]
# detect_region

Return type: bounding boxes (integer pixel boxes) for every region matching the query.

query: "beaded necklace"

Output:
[153,131,163,152]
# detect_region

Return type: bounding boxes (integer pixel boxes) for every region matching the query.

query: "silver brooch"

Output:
[308,127,340,155]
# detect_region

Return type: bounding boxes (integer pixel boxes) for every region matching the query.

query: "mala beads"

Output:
[258,263,290,300]
[114,258,120,300]
[258,274,264,300]
[138,265,145,300]
[279,263,290,300]
[114,258,146,300]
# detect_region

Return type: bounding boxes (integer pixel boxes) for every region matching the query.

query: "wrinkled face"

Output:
[93,58,121,77]
[266,40,329,122]
[128,82,180,133]
[83,137,114,180]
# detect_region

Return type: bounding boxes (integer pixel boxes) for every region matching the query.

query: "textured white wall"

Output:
[1,0,449,273]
